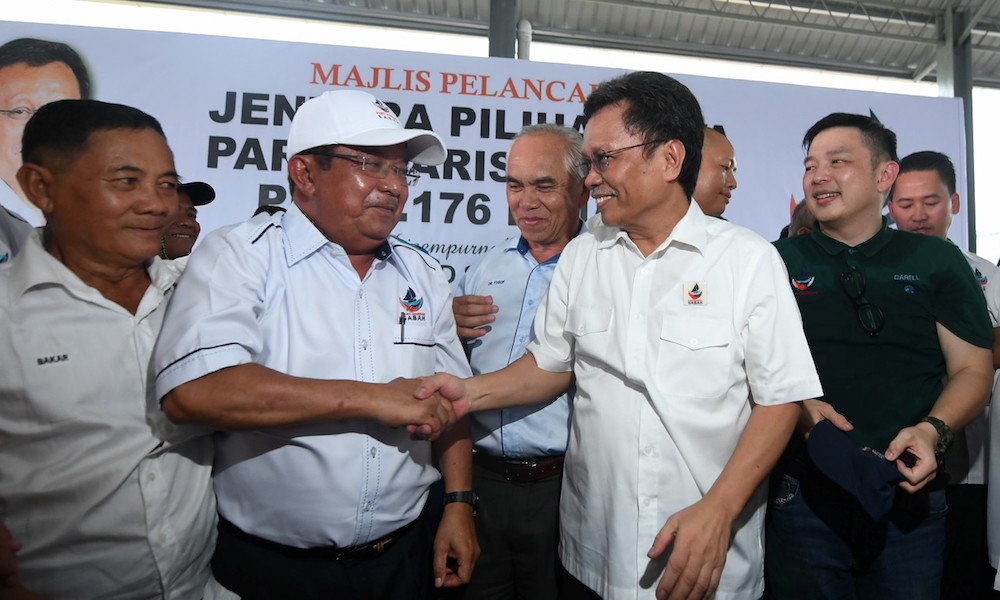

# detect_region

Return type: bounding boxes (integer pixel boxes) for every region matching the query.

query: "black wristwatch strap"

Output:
[443,490,478,514]
[919,416,953,457]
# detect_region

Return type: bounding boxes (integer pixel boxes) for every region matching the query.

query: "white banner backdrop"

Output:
[0,23,968,285]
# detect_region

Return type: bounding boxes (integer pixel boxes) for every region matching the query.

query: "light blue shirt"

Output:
[459,229,580,458]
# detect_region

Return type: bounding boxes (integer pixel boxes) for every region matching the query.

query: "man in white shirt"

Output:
[152,90,477,599]
[888,150,1000,597]
[417,71,822,600]
[0,99,218,599]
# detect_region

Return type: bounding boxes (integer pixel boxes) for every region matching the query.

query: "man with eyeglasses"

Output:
[0,38,90,229]
[152,90,478,598]
[767,114,994,599]
[415,71,822,600]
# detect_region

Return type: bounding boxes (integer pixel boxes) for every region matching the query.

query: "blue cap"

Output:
[807,419,905,520]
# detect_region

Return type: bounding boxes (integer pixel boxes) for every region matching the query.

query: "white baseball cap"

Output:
[286,90,447,165]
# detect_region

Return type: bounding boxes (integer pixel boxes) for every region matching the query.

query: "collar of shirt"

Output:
[279,202,392,267]
[588,199,708,257]
[6,230,182,311]
[513,219,587,264]
[810,215,893,257]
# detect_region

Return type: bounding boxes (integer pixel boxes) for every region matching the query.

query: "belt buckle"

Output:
[371,536,392,554]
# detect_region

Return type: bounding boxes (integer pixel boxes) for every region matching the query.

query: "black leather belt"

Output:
[219,517,418,561]
[473,452,565,483]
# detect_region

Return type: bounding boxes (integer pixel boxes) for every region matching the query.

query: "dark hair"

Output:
[789,199,816,235]
[803,112,898,165]
[895,150,956,196]
[584,71,704,198]
[21,99,166,169]
[0,38,92,99]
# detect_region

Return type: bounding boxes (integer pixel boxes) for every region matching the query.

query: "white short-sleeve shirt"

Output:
[959,249,998,486]
[527,202,822,600]
[0,233,216,599]
[153,203,472,549]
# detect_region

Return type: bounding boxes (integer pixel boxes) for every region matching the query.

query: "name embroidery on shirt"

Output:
[893,274,920,281]
[37,354,69,366]
[684,282,706,305]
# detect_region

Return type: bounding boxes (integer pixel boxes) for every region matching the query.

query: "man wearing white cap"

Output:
[152,90,477,599]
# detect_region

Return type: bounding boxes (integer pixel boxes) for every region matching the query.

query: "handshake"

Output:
[381,374,471,441]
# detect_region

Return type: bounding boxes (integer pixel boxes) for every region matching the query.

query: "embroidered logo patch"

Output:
[975,268,988,291]
[373,98,402,125]
[399,287,427,324]
[790,267,818,295]
[684,282,705,305]
[399,287,424,312]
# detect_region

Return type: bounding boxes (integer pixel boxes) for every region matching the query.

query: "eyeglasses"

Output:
[309,151,421,186]
[840,266,885,337]
[577,139,670,177]
[0,107,35,121]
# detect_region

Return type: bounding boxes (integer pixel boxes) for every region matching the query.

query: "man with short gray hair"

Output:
[452,123,588,599]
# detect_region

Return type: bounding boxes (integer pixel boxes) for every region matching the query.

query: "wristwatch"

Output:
[919,416,953,457]
[444,490,478,514]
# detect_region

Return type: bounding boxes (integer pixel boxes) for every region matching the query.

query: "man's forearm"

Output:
[928,364,992,432]
[702,402,800,519]
[434,416,473,492]
[468,353,573,412]
[161,363,458,436]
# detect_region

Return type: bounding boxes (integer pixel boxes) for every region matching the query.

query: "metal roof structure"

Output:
[146,0,1000,88]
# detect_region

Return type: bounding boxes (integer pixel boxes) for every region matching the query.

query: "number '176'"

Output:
[401,191,492,225]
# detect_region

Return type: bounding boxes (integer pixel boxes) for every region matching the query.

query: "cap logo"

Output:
[373,98,402,126]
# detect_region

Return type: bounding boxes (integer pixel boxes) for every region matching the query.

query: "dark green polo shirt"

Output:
[774,218,993,451]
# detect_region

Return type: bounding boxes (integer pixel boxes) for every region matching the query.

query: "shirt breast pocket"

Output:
[394,322,435,347]
[658,317,733,398]
[566,307,612,355]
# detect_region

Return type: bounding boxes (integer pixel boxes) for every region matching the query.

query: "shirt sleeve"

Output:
[742,243,824,406]
[525,241,576,374]
[933,244,994,349]
[152,228,269,401]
